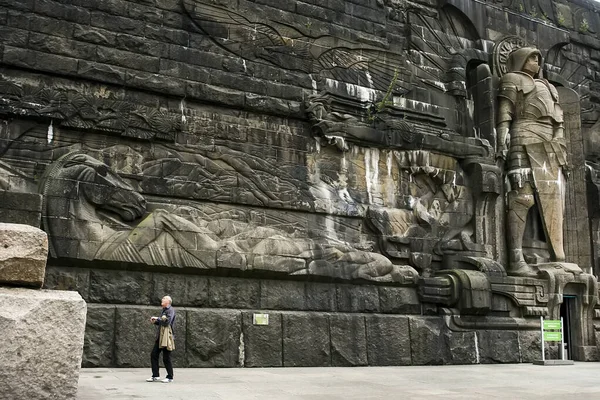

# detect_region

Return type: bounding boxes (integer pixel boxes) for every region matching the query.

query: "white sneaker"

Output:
[161,378,173,383]
[146,377,160,382]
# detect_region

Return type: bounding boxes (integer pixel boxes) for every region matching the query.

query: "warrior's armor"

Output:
[496,47,568,274]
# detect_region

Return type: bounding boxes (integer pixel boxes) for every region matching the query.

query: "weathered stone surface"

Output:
[409,317,447,365]
[378,286,421,314]
[283,313,330,367]
[477,330,520,363]
[0,191,42,227]
[83,304,115,367]
[518,330,543,363]
[114,305,187,368]
[242,311,282,367]
[114,306,155,367]
[575,345,600,362]
[443,329,478,365]
[336,284,380,313]
[365,315,411,366]
[187,309,241,367]
[330,314,367,366]
[0,223,48,287]
[44,265,90,300]
[153,273,208,307]
[306,282,337,311]
[208,277,260,309]
[0,287,86,400]
[260,279,306,310]
[89,270,153,305]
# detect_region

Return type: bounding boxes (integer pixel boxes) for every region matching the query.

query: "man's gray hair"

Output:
[162,295,173,305]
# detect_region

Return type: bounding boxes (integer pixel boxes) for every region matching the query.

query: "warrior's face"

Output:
[522,54,540,77]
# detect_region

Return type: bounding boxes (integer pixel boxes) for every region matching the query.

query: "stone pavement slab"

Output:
[77,363,600,400]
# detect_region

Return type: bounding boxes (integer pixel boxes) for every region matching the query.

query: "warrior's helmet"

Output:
[506,47,543,78]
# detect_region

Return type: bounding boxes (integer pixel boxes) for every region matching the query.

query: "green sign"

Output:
[543,320,561,330]
[253,313,269,325]
[544,331,562,341]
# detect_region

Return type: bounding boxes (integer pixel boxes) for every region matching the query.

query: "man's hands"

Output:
[150,315,168,324]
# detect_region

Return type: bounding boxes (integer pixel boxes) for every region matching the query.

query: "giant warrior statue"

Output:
[496,47,568,276]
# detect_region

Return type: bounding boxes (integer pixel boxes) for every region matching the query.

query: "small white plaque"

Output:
[253,313,269,325]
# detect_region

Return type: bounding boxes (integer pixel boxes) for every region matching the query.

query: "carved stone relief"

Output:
[38,150,418,283]
[2,0,600,366]
[496,46,569,276]
[0,70,181,141]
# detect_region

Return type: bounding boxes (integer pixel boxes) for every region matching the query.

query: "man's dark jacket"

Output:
[154,305,175,341]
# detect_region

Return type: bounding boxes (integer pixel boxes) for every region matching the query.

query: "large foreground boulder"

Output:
[0,223,48,287]
[0,287,87,400]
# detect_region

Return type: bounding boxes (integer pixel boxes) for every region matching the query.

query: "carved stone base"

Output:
[535,262,583,275]
[509,262,583,278]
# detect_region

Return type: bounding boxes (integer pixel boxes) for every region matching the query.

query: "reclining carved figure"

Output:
[40,152,416,283]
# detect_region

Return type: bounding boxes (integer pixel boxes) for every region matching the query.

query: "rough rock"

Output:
[0,287,86,400]
[330,314,368,366]
[518,330,543,363]
[378,286,421,314]
[409,317,447,365]
[89,269,153,304]
[260,279,306,310]
[0,223,48,287]
[477,330,520,363]
[283,313,330,366]
[44,266,91,301]
[153,273,208,307]
[305,282,337,311]
[114,306,156,367]
[208,277,260,309]
[336,284,380,312]
[83,304,116,367]
[365,315,411,366]
[443,328,478,364]
[187,309,241,367]
[242,311,283,367]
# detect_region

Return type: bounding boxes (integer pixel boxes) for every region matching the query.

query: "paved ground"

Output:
[78,363,600,400]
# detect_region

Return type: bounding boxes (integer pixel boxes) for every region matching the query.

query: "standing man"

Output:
[146,295,176,383]
[496,47,568,276]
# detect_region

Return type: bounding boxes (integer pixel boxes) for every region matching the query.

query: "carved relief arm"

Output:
[496,97,513,161]
[553,123,565,141]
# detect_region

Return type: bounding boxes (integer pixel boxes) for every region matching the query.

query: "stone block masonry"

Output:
[0,222,47,287]
[4,0,600,369]
[82,303,541,368]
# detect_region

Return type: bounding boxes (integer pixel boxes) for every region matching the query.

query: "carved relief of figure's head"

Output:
[506,47,543,78]
[43,152,147,222]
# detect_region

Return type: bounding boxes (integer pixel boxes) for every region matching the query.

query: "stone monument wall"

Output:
[2,0,600,366]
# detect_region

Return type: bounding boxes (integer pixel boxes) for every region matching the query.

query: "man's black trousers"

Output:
[151,340,173,379]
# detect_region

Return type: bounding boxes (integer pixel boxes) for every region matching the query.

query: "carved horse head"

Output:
[40,152,147,257]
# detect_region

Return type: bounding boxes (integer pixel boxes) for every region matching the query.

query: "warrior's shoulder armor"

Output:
[498,72,535,104]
